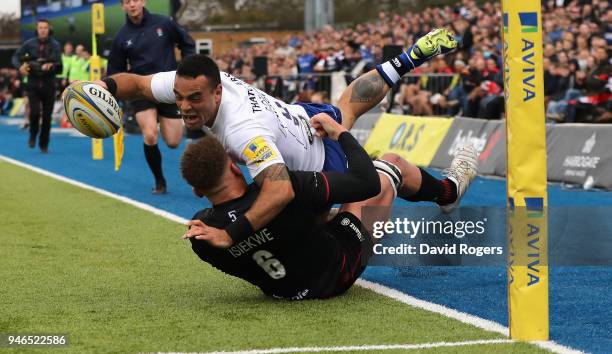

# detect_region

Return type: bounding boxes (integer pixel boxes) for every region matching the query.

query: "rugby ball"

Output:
[63,81,122,138]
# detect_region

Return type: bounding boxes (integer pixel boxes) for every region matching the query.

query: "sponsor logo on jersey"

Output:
[243,136,279,166]
[156,27,164,37]
[341,217,364,242]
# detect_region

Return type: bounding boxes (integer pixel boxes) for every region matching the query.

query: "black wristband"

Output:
[225,215,255,242]
[338,131,352,142]
[101,77,118,96]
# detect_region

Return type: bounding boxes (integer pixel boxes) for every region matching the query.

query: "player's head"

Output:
[36,19,50,40]
[181,135,246,201]
[175,54,222,131]
[121,0,146,20]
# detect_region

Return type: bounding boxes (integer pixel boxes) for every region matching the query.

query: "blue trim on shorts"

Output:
[295,103,348,173]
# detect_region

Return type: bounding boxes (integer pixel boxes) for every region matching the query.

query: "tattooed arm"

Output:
[245,163,295,231]
[335,70,390,130]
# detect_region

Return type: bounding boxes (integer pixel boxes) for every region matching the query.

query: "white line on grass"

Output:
[0,155,583,354]
[0,155,188,225]
[356,280,583,354]
[166,339,515,354]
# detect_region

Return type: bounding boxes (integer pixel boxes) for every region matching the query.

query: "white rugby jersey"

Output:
[151,71,325,177]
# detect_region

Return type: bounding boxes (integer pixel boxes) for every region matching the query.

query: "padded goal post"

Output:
[502,0,549,340]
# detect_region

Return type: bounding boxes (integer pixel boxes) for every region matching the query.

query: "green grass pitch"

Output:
[0,160,548,353]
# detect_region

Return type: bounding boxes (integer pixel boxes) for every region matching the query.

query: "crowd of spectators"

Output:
[0,68,21,116]
[212,0,611,122]
[1,0,610,122]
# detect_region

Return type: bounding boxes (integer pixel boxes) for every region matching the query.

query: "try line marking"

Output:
[0,155,583,354]
[161,339,514,353]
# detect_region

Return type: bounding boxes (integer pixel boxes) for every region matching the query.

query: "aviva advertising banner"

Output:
[363,114,452,166]
[502,0,549,340]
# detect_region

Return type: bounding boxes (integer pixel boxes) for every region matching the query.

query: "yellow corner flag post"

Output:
[502,0,549,340]
[91,3,105,160]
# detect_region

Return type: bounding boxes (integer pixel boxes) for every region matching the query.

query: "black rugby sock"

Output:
[402,168,457,205]
[143,143,165,186]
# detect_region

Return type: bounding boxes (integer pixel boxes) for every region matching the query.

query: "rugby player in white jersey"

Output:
[95,28,477,244]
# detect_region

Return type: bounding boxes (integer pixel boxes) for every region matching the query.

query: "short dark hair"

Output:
[177,54,221,89]
[180,135,228,192]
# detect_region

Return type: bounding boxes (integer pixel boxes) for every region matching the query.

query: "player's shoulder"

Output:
[190,207,228,229]
[113,24,131,40]
[148,12,171,24]
[50,38,62,49]
[22,37,38,46]
[191,208,214,224]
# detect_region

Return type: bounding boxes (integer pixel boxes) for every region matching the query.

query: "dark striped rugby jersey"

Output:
[189,171,342,300]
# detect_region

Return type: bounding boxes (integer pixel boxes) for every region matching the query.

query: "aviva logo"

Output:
[519,12,538,33]
[507,197,544,218]
[525,197,544,218]
[503,13,508,33]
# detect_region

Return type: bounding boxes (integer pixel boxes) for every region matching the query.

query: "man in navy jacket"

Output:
[12,19,62,153]
[108,0,195,194]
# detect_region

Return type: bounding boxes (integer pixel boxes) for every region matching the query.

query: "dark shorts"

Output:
[311,212,373,299]
[130,99,181,119]
[295,102,348,173]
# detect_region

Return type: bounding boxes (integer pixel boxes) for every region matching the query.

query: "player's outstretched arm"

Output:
[245,164,295,232]
[97,73,156,102]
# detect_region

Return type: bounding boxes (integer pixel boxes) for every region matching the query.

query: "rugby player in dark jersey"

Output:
[180,114,477,300]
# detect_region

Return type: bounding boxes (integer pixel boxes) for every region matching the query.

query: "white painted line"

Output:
[0,155,584,354]
[533,341,585,354]
[356,280,583,354]
[162,339,515,354]
[356,279,508,335]
[0,155,187,225]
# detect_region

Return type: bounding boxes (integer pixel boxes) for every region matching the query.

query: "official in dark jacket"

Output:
[108,0,195,194]
[12,19,62,153]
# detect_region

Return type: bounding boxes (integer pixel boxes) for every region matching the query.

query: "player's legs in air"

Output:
[324,145,477,297]
[336,28,458,130]
[311,28,458,174]
[376,145,478,213]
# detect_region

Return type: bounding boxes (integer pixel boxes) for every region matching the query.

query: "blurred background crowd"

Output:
[1,0,610,123]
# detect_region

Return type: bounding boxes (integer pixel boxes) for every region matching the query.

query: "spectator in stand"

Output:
[201,0,607,122]
[462,57,486,117]
[568,45,611,123]
[395,63,434,116]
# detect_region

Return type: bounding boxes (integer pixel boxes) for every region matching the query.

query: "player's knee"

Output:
[378,173,396,202]
[166,141,180,149]
[380,152,402,166]
[143,132,158,145]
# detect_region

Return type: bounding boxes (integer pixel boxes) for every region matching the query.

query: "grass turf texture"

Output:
[0,160,548,353]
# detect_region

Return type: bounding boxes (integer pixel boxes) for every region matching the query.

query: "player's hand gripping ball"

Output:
[63,81,122,138]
